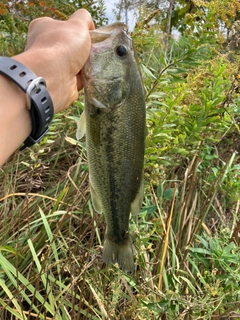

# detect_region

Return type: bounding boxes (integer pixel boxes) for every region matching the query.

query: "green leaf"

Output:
[177,3,191,16]
[157,184,163,198]
[188,247,211,255]
[163,188,178,200]
[141,205,157,215]
[0,253,57,319]
[0,246,24,259]
[65,136,79,145]
[0,279,27,320]
[141,64,157,79]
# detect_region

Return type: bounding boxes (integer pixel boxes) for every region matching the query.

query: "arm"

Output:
[0,9,94,166]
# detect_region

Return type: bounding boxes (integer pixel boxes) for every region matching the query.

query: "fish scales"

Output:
[78,23,146,272]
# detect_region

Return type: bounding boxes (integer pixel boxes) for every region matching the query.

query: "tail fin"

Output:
[102,237,135,272]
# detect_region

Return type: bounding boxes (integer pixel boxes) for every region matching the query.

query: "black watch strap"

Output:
[0,56,54,150]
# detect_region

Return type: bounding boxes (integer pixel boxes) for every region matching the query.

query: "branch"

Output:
[165,0,175,48]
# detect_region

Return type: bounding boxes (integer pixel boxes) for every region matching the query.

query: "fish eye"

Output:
[115,45,127,58]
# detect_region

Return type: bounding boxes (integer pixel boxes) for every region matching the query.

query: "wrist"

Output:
[13,50,59,112]
[13,49,75,114]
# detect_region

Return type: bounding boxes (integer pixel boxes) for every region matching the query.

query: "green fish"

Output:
[77,23,146,272]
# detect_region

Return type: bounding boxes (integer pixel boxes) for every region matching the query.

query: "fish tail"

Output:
[102,236,135,272]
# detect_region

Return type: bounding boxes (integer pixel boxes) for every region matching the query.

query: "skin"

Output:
[0,9,94,166]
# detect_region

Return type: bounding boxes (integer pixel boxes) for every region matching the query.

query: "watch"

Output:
[0,56,54,150]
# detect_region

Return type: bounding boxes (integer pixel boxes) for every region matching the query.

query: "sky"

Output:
[104,0,136,30]
[104,0,116,23]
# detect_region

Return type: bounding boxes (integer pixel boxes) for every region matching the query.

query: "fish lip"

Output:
[90,30,132,49]
[89,22,129,44]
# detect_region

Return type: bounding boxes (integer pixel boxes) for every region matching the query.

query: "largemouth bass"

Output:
[77,23,146,272]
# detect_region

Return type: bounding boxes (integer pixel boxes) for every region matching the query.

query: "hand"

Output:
[0,9,94,166]
[14,9,95,113]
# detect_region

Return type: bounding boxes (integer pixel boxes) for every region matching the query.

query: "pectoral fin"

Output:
[89,175,102,214]
[90,97,107,109]
[76,110,86,140]
[131,175,144,216]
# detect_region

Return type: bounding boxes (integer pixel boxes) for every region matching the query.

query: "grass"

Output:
[0,100,239,319]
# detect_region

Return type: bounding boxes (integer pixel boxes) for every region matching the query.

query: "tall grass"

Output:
[0,95,239,319]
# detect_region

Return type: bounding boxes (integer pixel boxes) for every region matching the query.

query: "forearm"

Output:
[0,50,57,166]
[0,73,31,166]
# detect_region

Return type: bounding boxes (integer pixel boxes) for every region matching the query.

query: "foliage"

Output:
[114,0,240,37]
[0,0,240,319]
[0,0,107,56]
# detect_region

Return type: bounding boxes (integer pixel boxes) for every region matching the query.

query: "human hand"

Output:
[14,9,94,113]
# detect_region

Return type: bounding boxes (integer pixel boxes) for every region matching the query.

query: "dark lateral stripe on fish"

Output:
[105,125,127,244]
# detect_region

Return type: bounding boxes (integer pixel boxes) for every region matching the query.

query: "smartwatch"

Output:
[0,56,54,150]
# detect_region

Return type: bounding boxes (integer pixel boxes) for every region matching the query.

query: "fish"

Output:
[77,23,146,272]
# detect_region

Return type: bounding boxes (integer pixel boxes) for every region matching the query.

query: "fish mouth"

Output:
[90,22,129,44]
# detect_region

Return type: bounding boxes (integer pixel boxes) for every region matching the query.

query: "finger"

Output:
[68,9,95,30]
[77,72,83,91]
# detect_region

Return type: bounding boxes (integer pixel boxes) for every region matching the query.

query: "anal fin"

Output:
[89,175,102,214]
[131,174,144,216]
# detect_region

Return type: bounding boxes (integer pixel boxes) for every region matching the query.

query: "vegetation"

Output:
[0,0,239,319]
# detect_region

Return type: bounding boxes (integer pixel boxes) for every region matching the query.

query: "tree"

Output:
[113,0,240,44]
